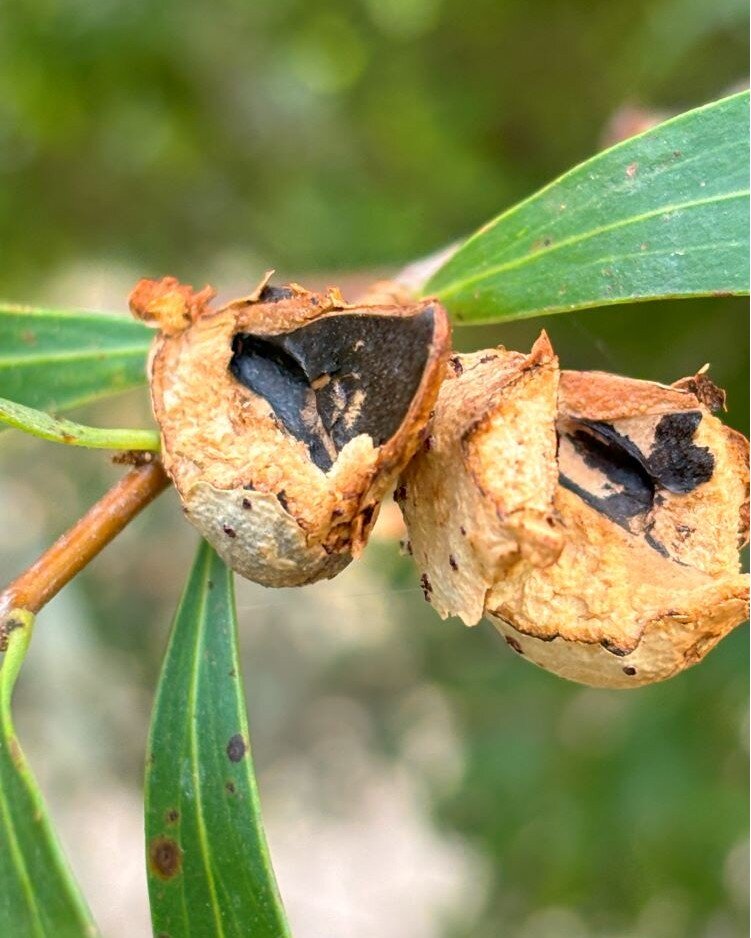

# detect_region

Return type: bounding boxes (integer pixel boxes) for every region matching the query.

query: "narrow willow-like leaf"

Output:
[0,396,160,451]
[0,610,99,938]
[0,305,151,413]
[426,91,750,322]
[145,542,291,938]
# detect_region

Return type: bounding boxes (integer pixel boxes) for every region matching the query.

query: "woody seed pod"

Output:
[399,334,749,688]
[130,275,450,587]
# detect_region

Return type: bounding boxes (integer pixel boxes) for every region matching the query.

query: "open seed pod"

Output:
[130,275,450,586]
[399,335,749,688]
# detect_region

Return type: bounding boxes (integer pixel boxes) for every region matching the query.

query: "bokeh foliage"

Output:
[0,1,748,937]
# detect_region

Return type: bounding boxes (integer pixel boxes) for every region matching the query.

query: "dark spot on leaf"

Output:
[393,484,407,502]
[165,809,179,824]
[226,781,237,795]
[276,490,290,512]
[226,734,247,762]
[449,554,458,571]
[149,837,183,880]
[623,666,637,676]
[223,525,237,538]
[459,526,467,536]
[420,573,433,601]
[229,308,436,471]
[242,498,252,509]
[228,667,237,678]
[448,356,463,376]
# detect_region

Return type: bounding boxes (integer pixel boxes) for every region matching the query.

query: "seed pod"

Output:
[400,335,749,688]
[130,275,450,586]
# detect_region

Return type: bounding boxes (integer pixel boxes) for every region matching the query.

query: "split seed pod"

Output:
[399,335,749,688]
[130,275,450,586]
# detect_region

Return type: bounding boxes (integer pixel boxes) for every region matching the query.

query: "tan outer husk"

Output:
[399,333,562,624]
[132,278,450,586]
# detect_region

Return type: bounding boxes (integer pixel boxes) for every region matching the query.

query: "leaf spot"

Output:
[149,837,183,880]
[226,734,247,762]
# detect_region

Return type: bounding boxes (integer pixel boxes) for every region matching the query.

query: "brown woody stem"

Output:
[0,458,170,635]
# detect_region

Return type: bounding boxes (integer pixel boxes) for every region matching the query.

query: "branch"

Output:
[0,457,170,641]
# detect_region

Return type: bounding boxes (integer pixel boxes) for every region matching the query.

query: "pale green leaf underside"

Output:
[0,396,160,451]
[145,541,290,938]
[0,305,151,415]
[0,611,99,938]
[425,91,750,322]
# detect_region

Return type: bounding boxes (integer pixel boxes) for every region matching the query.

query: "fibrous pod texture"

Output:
[130,275,450,586]
[399,334,749,688]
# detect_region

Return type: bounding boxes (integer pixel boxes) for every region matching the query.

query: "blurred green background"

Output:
[0,1,748,936]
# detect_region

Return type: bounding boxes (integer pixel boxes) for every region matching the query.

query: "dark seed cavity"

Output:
[558,411,714,553]
[229,308,436,471]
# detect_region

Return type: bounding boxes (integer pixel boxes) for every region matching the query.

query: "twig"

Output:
[0,459,170,640]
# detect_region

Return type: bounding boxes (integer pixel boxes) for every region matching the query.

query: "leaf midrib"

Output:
[0,345,150,368]
[187,551,227,938]
[434,189,749,298]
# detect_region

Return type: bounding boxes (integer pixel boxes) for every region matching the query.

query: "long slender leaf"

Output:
[426,91,750,322]
[0,305,151,413]
[145,541,290,938]
[0,396,160,451]
[0,610,99,938]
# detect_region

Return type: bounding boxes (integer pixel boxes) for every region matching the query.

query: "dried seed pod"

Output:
[400,336,749,688]
[130,275,450,586]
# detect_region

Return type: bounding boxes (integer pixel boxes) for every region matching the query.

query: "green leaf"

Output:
[0,610,99,938]
[0,396,160,451]
[0,305,151,414]
[145,541,291,938]
[425,91,750,323]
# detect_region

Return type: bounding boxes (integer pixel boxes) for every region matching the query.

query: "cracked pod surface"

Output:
[399,335,749,688]
[130,276,450,586]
